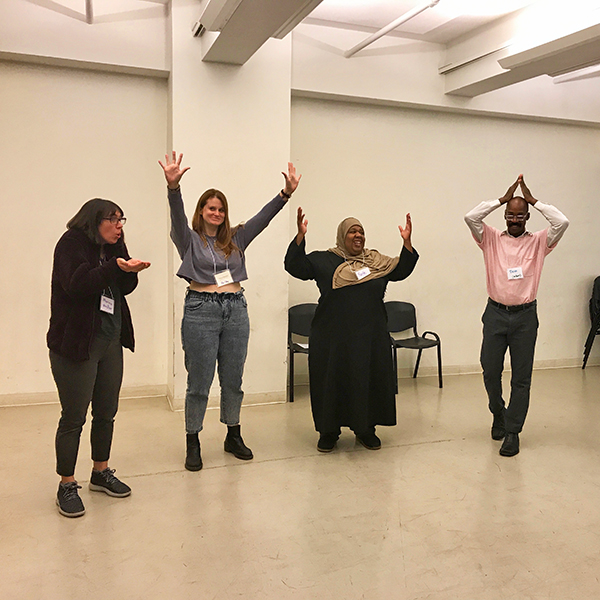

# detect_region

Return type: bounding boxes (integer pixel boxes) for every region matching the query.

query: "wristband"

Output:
[281,189,291,199]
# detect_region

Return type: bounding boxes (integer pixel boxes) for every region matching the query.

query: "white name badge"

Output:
[100,294,115,314]
[214,269,234,287]
[507,267,523,280]
[355,266,371,281]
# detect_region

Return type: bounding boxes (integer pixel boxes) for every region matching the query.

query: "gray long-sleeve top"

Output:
[168,188,287,284]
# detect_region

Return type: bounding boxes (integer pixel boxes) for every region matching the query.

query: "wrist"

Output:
[281,189,291,199]
[168,184,180,191]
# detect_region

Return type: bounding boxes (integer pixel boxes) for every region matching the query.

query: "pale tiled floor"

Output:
[2,368,600,600]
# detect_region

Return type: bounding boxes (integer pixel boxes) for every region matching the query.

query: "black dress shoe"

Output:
[317,433,339,453]
[491,413,506,440]
[356,432,381,450]
[499,432,519,457]
[224,425,254,460]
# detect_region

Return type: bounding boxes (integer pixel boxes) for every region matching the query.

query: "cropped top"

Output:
[168,187,287,284]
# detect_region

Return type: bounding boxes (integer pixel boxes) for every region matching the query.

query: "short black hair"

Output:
[67,198,124,244]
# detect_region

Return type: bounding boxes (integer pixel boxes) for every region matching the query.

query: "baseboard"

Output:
[0,384,168,408]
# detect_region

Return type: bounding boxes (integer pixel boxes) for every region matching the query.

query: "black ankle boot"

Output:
[185,433,203,471]
[224,425,253,460]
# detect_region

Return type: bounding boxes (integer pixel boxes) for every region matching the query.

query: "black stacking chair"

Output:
[287,303,317,402]
[583,276,600,369]
[385,301,442,390]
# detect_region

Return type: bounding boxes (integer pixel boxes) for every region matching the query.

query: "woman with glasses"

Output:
[159,151,300,471]
[48,199,150,517]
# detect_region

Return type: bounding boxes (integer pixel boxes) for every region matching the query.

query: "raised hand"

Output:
[499,176,521,204]
[117,258,151,273]
[519,175,537,205]
[295,206,308,245]
[282,162,302,197]
[398,213,413,252]
[158,151,190,189]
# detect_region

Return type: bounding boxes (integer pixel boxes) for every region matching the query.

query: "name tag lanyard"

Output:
[99,257,116,314]
[207,238,233,287]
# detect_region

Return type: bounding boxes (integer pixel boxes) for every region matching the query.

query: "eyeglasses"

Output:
[103,216,127,225]
[504,213,527,222]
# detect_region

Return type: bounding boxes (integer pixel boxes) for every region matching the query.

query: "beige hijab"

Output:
[329,217,399,289]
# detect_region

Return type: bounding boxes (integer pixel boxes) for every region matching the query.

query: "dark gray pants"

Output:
[480,301,538,434]
[50,336,123,477]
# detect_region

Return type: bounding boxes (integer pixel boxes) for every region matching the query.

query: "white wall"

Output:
[0,61,169,405]
[290,97,600,376]
[0,0,168,73]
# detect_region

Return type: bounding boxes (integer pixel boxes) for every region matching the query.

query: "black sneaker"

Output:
[56,481,85,518]
[89,468,131,497]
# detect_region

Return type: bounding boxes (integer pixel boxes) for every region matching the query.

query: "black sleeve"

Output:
[388,246,419,282]
[284,238,316,281]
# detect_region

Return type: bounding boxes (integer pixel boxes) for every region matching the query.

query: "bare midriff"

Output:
[188,281,242,294]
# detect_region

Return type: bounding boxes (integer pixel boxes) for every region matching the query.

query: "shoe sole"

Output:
[185,462,203,471]
[356,438,381,450]
[499,448,519,457]
[89,483,131,497]
[56,498,85,518]
[317,444,336,453]
[224,442,253,460]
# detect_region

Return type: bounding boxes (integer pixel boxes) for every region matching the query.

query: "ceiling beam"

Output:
[198,0,324,65]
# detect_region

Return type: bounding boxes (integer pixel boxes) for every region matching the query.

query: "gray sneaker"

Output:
[56,481,85,518]
[89,468,131,497]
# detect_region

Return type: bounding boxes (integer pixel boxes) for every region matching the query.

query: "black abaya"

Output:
[285,239,418,434]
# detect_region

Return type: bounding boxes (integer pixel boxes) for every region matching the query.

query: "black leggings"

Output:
[50,336,123,477]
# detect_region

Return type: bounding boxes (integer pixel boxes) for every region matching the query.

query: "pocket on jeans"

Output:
[185,298,206,312]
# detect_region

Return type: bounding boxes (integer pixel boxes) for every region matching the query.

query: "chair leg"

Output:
[413,349,423,379]
[437,344,443,389]
[393,345,398,394]
[289,350,295,402]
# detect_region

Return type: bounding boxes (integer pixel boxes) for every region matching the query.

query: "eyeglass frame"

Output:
[102,216,127,225]
[503,212,528,222]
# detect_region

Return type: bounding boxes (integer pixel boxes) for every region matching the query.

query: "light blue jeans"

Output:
[181,289,250,434]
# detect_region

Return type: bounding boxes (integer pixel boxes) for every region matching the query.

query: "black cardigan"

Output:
[47,228,138,361]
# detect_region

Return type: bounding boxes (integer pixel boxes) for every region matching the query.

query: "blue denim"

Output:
[181,290,250,433]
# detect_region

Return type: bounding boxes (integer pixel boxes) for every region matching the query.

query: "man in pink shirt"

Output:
[465,175,569,457]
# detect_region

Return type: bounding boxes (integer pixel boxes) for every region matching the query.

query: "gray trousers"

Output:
[480,301,538,434]
[50,336,123,477]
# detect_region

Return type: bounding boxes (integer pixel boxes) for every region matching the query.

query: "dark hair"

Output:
[67,198,125,244]
[191,189,240,258]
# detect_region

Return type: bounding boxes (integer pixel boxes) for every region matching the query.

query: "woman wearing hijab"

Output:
[284,207,418,452]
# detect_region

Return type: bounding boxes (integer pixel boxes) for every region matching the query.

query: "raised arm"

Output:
[236,162,303,247]
[520,176,569,247]
[398,213,413,253]
[464,177,519,243]
[284,207,315,281]
[159,151,192,258]
[295,206,308,246]
[158,151,190,190]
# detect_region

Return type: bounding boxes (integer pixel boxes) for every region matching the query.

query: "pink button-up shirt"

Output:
[465,199,569,306]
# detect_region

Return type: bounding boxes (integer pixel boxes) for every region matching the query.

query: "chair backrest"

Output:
[288,303,318,339]
[385,301,416,334]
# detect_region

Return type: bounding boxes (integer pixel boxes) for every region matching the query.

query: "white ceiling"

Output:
[303,0,537,44]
